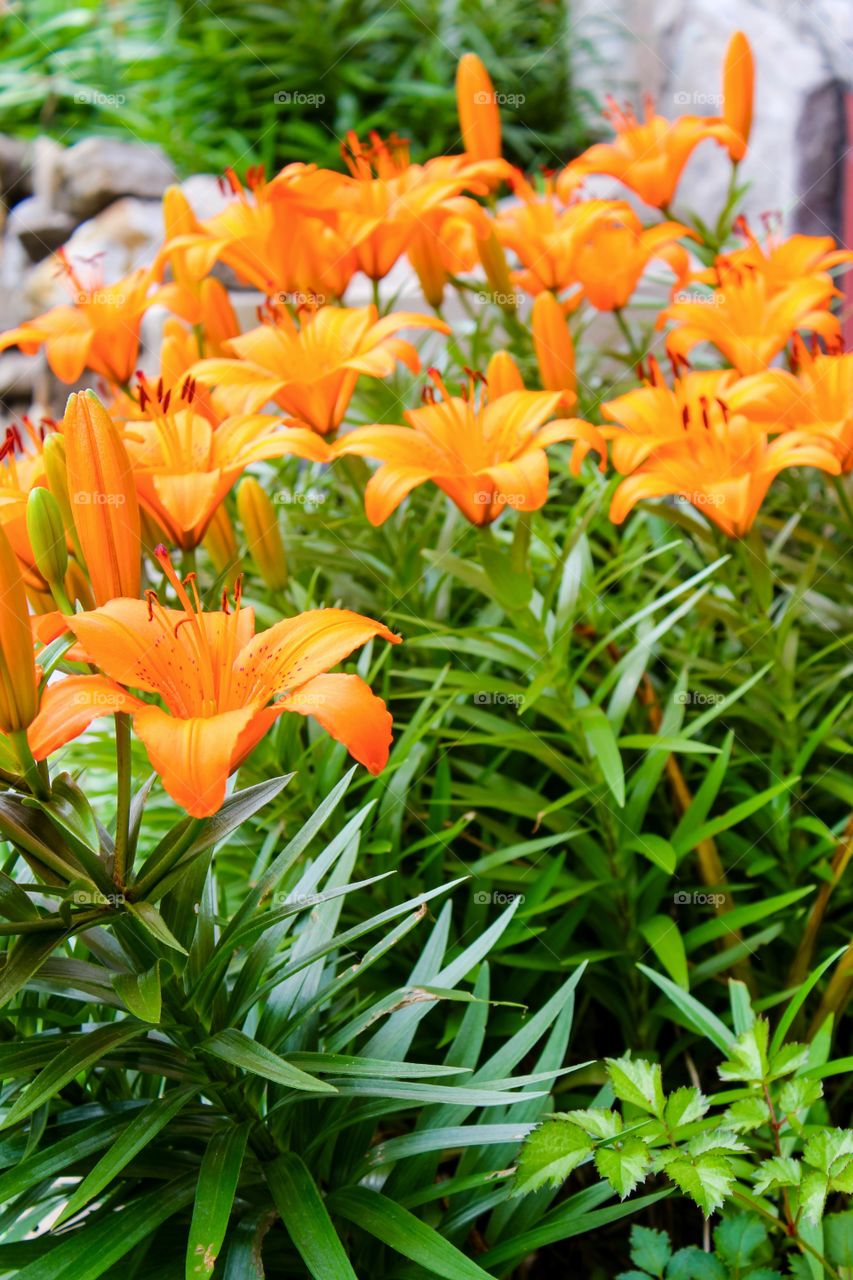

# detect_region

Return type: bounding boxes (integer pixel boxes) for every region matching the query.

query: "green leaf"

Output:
[186,1123,250,1279]
[639,916,688,988]
[605,1056,664,1116]
[753,1156,802,1193]
[264,1154,356,1280]
[0,930,66,1008]
[664,1087,709,1129]
[54,1086,195,1225]
[629,1224,672,1275]
[203,1029,336,1093]
[328,1185,497,1279]
[667,1247,727,1280]
[665,1154,736,1216]
[638,965,735,1054]
[626,836,677,875]
[126,900,188,954]
[515,1117,594,1194]
[1,1022,144,1130]
[580,706,625,807]
[825,1211,853,1268]
[713,1213,767,1268]
[112,962,163,1023]
[595,1137,650,1199]
[723,1096,770,1132]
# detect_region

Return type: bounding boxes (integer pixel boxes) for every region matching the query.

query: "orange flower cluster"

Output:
[0,31,849,817]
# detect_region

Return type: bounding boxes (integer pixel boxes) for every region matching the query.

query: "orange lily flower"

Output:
[456,54,502,161]
[407,198,491,309]
[67,549,400,816]
[121,378,330,549]
[557,95,745,210]
[163,164,354,301]
[736,339,853,473]
[659,265,842,374]
[190,303,449,435]
[0,253,153,386]
[609,404,840,536]
[692,217,853,294]
[0,418,53,590]
[723,31,754,153]
[336,132,509,281]
[333,358,605,526]
[572,207,692,310]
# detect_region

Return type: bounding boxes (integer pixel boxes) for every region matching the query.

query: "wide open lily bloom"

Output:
[557,95,745,210]
[609,404,841,536]
[336,131,510,281]
[0,252,154,386]
[334,358,605,526]
[163,164,354,301]
[191,303,449,435]
[740,339,853,472]
[600,361,798,474]
[121,378,330,549]
[68,550,400,816]
[659,265,842,375]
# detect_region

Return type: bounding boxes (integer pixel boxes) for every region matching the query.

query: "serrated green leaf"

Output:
[515,1117,594,1194]
[605,1056,664,1116]
[595,1137,650,1199]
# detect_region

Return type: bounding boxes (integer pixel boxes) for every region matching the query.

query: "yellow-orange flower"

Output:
[0,418,53,590]
[692,218,853,294]
[558,95,745,210]
[336,132,510,281]
[191,303,449,435]
[0,522,39,734]
[333,358,605,526]
[659,265,842,374]
[121,380,330,549]
[572,208,692,310]
[499,177,638,296]
[0,254,153,386]
[163,164,353,301]
[531,292,575,405]
[455,53,502,161]
[609,401,840,536]
[67,549,401,816]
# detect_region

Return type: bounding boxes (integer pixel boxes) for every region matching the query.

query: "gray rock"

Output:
[55,137,176,220]
[0,135,32,207]
[7,197,76,262]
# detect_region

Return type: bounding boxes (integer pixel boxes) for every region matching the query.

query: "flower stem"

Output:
[10,731,50,800]
[112,712,132,884]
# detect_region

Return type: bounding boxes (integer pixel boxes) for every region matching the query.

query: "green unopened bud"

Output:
[42,435,73,529]
[27,488,68,589]
[237,477,287,590]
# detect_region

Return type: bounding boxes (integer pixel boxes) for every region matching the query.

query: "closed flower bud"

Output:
[456,53,502,161]
[203,503,240,589]
[63,391,141,604]
[477,231,515,311]
[237,477,287,590]
[26,488,68,589]
[532,291,576,405]
[723,31,754,154]
[0,523,38,733]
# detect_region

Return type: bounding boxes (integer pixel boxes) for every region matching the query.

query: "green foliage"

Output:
[0,0,595,174]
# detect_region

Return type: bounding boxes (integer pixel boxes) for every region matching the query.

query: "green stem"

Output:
[832,474,853,531]
[112,712,133,885]
[180,545,198,579]
[10,731,49,800]
[613,308,643,367]
[511,511,532,575]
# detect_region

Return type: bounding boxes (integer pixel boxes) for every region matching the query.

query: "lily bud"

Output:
[485,350,525,397]
[532,291,576,406]
[42,434,74,532]
[456,53,502,161]
[723,31,754,155]
[0,523,38,733]
[477,230,515,312]
[63,391,141,604]
[237,477,288,590]
[26,488,68,590]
